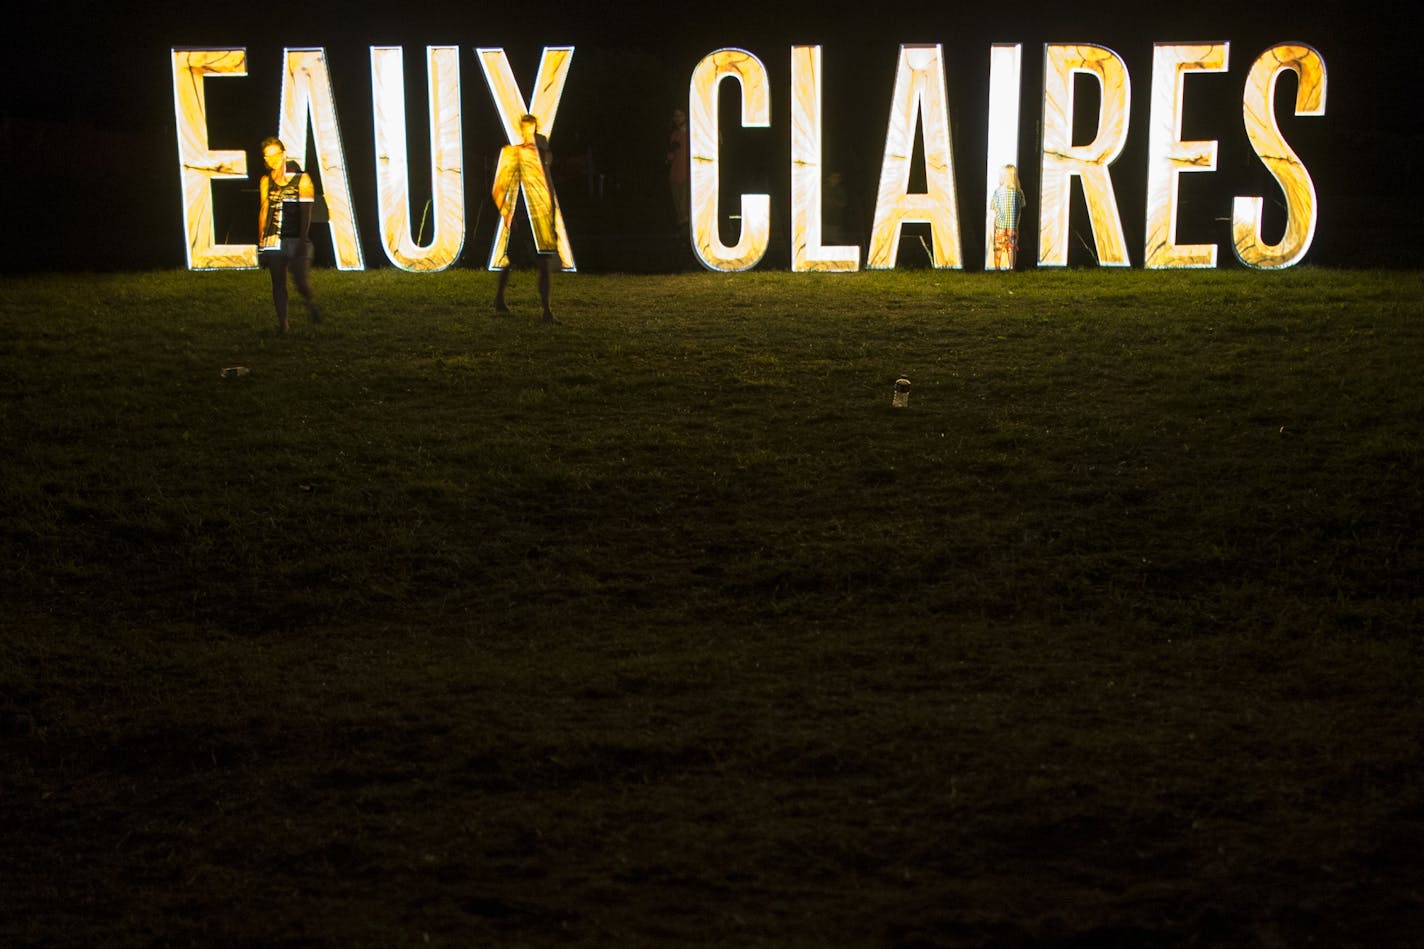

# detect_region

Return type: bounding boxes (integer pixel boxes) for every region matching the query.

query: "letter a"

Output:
[279,48,365,270]
[867,45,962,269]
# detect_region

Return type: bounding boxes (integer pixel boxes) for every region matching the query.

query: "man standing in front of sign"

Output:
[491,113,560,323]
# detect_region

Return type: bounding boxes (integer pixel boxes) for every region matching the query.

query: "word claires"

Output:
[171,42,1325,274]
[703,43,1325,273]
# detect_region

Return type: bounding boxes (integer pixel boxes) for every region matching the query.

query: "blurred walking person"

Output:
[257,137,321,333]
[491,113,560,323]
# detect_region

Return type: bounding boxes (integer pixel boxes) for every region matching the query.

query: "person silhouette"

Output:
[491,114,560,324]
[256,137,321,333]
[990,164,1027,271]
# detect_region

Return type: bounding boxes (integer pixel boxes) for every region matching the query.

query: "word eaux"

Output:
[694,43,1325,272]
[172,46,575,272]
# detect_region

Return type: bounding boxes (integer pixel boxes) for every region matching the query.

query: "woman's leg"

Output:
[291,250,320,323]
[493,268,511,313]
[268,254,290,331]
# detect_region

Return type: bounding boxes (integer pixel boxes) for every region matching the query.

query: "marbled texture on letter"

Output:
[791,46,859,272]
[279,49,365,270]
[478,47,576,272]
[867,44,962,269]
[1145,43,1229,269]
[984,45,1022,271]
[372,46,465,272]
[172,49,257,270]
[1233,44,1326,270]
[1039,44,1131,267]
[690,49,771,272]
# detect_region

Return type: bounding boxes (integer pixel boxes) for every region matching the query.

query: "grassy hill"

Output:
[2,267,1421,945]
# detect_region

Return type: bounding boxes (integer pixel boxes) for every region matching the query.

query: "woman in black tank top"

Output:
[257,136,321,334]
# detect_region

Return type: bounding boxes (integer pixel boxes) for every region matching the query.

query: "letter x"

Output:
[477,47,576,271]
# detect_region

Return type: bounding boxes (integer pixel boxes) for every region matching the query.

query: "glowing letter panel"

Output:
[278,49,364,270]
[371,46,465,272]
[1145,43,1229,268]
[1039,44,1131,267]
[868,45,962,269]
[690,49,771,272]
[790,46,859,272]
[1233,45,1326,270]
[477,47,576,272]
[984,44,1023,271]
[172,49,256,270]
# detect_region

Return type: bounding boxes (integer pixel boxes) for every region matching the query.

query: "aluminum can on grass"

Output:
[892,377,911,408]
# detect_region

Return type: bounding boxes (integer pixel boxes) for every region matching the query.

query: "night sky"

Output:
[2,0,1416,270]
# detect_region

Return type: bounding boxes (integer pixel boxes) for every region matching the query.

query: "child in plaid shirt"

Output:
[990,164,1026,270]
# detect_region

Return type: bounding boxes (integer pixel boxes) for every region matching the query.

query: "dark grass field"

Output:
[2,267,1422,946]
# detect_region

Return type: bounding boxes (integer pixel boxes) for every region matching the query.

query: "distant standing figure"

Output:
[667,108,690,233]
[257,137,321,333]
[990,164,1026,271]
[491,113,559,324]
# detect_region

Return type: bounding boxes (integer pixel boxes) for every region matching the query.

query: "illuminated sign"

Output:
[865,44,962,270]
[172,45,572,274]
[1145,43,1228,269]
[1233,44,1327,269]
[371,45,464,272]
[690,49,771,271]
[173,42,1325,273]
[984,44,1023,271]
[279,49,364,270]
[790,45,858,272]
[1038,44,1133,267]
[477,46,577,272]
[172,49,257,270]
